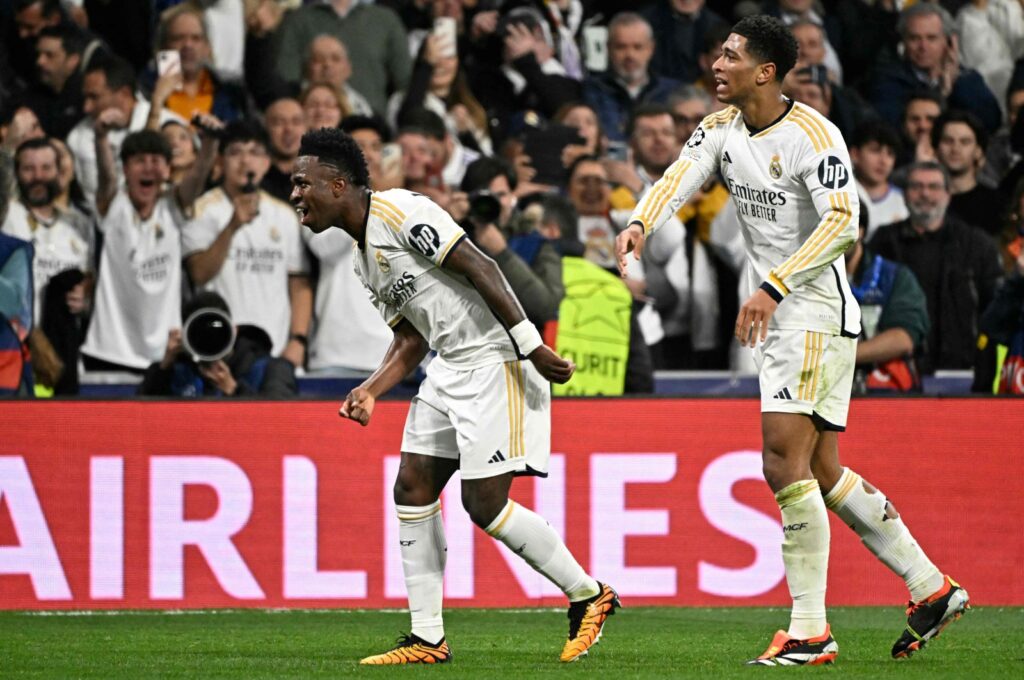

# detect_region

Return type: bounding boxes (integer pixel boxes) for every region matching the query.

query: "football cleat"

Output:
[358,634,451,665]
[746,625,839,666]
[560,582,621,662]
[892,575,970,659]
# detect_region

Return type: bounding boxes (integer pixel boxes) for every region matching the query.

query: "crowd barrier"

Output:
[1,399,1021,609]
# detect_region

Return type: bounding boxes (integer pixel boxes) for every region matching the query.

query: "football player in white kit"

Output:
[291,128,620,665]
[615,16,967,666]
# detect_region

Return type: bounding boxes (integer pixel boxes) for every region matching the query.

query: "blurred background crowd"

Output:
[1,0,1023,398]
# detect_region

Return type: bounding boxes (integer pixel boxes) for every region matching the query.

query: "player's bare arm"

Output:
[340,320,430,426]
[615,222,647,276]
[443,237,575,384]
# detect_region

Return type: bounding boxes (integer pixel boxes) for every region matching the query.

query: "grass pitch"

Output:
[2,606,1019,678]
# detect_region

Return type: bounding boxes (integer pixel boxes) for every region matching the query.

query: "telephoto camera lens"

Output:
[182,307,235,362]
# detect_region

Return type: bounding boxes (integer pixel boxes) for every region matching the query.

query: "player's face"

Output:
[290,156,338,233]
[851,141,896,186]
[712,34,769,105]
[936,122,982,175]
[632,113,678,174]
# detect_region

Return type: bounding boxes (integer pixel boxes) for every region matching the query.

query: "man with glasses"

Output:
[869,161,1001,373]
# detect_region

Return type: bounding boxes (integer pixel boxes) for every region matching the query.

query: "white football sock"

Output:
[484,500,600,602]
[776,479,830,640]
[824,468,944,602]
[396,501,447,645]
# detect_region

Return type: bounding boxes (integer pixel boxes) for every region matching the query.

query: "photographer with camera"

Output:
[451,157,564,327]
[183,121,312,368]
[139,291,297,397]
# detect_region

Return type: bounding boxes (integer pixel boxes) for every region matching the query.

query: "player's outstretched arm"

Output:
[340,320,429,426]
[443,238,575,384]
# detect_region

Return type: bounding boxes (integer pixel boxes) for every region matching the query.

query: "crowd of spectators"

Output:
[1,0,1023,397]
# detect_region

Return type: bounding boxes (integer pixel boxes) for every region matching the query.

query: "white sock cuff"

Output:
[774,479,821,509]
[483,500,516,537]
[823,468,860,509]
[396,500,441,523]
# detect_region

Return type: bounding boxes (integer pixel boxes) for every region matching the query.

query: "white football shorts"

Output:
[754,329,856,431]
[401,358,551,479]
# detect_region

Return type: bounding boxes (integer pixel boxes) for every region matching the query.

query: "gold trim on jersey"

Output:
[701,106,740,130]
[790,105,834,152]
[486,500,516,537]
[397,503,441,521]
[369,206,402,232]
[774,192,853,282]
[750,104,797,139]
[638,160,692,232]
[768,272,791,296]
[798,331,827,401]
[503,360,526,459]
[387,314,403,328]
[437,230,466,264]
[373,196,407,223]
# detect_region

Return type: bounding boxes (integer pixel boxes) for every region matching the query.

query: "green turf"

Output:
[0,606,1019,678]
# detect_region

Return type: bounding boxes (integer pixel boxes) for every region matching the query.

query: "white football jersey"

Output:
[630,101,862,337]
[183,188,310,354]
[352,189,519,369]
[1,201,93,323]
[82,190,183,369]
[303,226,391,372]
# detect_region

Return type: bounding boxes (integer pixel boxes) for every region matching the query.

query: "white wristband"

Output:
[509,319,543,357]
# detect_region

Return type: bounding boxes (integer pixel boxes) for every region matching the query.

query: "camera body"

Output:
[467,190,502,226]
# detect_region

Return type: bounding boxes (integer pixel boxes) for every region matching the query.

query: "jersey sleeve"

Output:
[390,197,467,267]
[761,120,859,302]
[628,113,727,237]
[180,207,220,258]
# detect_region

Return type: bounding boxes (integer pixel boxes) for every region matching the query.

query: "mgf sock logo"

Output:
[783,522,809,533]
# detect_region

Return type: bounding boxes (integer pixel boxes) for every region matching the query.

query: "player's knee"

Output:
[461,489,504,529]
[393,468,435,507]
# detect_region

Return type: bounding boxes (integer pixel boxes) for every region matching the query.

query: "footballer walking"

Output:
[292,127,619,664]
[616,15,968,666]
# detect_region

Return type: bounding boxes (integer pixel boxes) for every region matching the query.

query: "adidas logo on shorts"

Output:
[773,387,793,400]
[488,450,506,464]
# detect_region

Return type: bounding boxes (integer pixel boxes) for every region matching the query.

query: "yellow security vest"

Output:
[552,257,632,396]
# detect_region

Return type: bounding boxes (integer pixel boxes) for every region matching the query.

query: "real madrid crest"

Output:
[769,154,783,180]
[375,249,391,273]
[270,226,281,242]
[154,223,164,241]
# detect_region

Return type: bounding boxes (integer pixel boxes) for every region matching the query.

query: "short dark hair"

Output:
[85,55,136,93]
[567,154,604,182]
[120,129,171,164]
[183,290,230,320]
[14,137,59,171]
[538,194,578,240]
[703,22,731,55]
[397,107,447,141]
[905,90,944,115]
[461,157,517,193]
[340,114,391,143]
[37,21,86,56]
[297,127,370,188]
[627,103,674,138]
[931,109,989,153]
[220,120,269,152]
[15,0,61,16]
[851,120,902,154]
[730,15,798,82]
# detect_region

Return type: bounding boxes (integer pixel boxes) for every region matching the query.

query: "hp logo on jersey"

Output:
[817,156,849,189]
[410,223,441,257]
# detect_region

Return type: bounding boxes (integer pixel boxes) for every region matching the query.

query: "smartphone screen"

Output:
[157,50,181,78]
[433,17,457,59]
